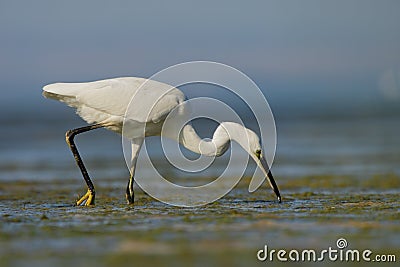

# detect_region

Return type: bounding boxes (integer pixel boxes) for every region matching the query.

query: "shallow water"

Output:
[1,115,399,266]
[1,116,400,182]
[1,175,399,267]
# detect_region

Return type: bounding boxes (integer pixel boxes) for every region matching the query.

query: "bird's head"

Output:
[243,128,262,157]
[221,123,281,202]
[245,129,281,202]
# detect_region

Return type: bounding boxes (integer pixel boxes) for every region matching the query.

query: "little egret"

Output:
[43,77,281,206]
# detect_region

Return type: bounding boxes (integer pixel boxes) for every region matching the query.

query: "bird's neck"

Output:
[179,122,250,157]
[179,124,228,156]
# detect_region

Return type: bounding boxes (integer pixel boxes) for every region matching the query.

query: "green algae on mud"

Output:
[1,174,399,267]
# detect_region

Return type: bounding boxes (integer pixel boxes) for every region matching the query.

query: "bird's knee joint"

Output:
[65,130,75,143]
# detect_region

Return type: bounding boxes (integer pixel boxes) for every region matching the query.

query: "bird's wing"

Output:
[43,77,144,116]
[43,77,185,123]
[128,91,186,124]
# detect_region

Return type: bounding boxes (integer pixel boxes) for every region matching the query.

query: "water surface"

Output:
[1,114,399,266]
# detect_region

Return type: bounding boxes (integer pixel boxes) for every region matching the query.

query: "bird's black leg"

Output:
[124,137,143,205]
[125,173,134,204]
[65,123,106,206]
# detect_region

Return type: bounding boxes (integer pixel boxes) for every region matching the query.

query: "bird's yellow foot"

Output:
[76,189,95,206]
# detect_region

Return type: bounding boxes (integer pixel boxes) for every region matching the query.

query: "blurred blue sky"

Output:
[1,0,400,119]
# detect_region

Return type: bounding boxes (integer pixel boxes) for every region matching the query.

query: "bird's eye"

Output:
[255,149,261,159]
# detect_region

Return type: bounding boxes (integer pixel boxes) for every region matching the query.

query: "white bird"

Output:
[43,77,281,206]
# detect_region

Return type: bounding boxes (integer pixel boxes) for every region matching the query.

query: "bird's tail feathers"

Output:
[42,83,83,108]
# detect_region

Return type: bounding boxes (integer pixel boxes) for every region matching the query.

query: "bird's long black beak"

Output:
[259,156,282,203]
[266,169,281,203]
